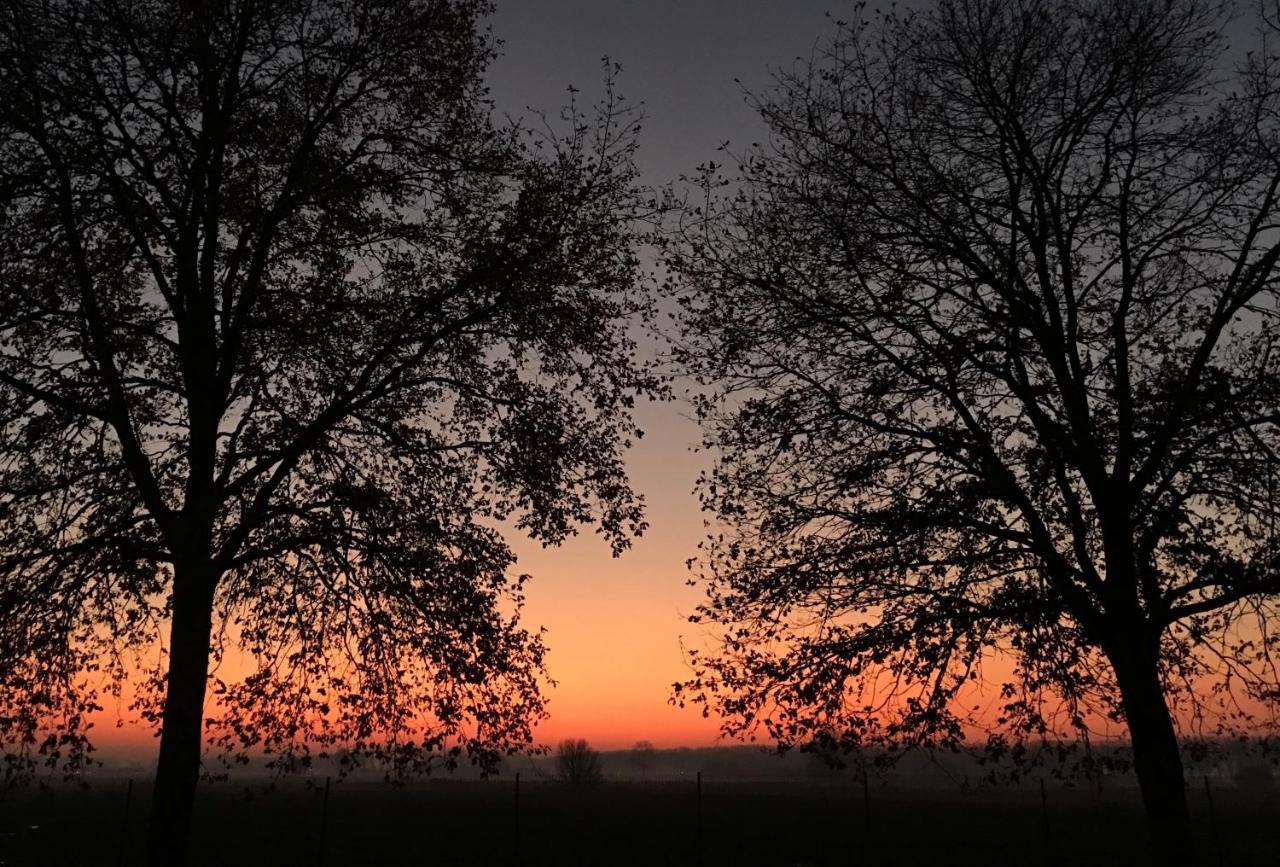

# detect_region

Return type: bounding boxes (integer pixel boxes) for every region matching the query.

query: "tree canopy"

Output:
[555,737,603,785]
[668,0,1280,853]
[0,0,657,858]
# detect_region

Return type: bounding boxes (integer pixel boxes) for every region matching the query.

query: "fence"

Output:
[0,772,1272,866]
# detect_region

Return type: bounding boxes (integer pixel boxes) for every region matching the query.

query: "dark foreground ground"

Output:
[0,777,1273,866]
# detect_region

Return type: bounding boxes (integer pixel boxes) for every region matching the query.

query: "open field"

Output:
[0,777,1274,866]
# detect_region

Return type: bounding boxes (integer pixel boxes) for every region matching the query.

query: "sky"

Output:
[478,1,851,749]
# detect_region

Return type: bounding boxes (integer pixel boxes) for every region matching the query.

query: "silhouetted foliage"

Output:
[0,0,655,861]
[556,738,603,785]
[668,0,1280,859]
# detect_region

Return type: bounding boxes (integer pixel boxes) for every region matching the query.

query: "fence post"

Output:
[29,824,42,867]
[1039,777,1051,865]
[696,770,703,859]
[115,778,134,867]
[1204,775,1223,867]
[514,772,521,853]
[861,765,871,837]
[1092,774,1103,832]
[316,776,331,867]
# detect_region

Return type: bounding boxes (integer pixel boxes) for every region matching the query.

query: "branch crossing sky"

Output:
[483,0,844,748]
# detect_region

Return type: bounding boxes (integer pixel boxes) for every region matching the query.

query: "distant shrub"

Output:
[630,740,654,780]
[556,739,603,786]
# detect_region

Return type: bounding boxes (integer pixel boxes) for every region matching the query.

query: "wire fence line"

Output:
[0,771,1274,866]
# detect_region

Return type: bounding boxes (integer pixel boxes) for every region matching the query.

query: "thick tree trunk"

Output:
[146,563,217,867]
[1111,644,1193,865]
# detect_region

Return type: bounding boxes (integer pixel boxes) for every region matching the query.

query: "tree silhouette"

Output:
[630,739,654,780]
[668,0,1280,859]
[0,1,655,863]
[556,738,603,785]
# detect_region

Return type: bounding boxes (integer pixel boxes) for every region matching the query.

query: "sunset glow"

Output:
[5,3,1280,865]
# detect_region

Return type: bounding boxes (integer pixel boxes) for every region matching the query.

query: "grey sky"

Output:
[487,1,850,185]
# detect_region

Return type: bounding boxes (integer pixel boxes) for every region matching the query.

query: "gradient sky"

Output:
[83,0,1266,762]
[480,1,850,749]
[83,1,863,760]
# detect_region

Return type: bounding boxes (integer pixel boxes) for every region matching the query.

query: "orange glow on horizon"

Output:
[76,401,1279,765]
[85,405,727,760]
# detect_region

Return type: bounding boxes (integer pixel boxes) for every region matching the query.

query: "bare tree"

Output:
[556,738,603,785]
[668,0,1280,858]
[630,738,654,780]
[0,1,655,863]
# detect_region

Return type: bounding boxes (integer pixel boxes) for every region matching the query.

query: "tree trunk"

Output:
[146,563,217,867]
[1110,644,1193,865]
